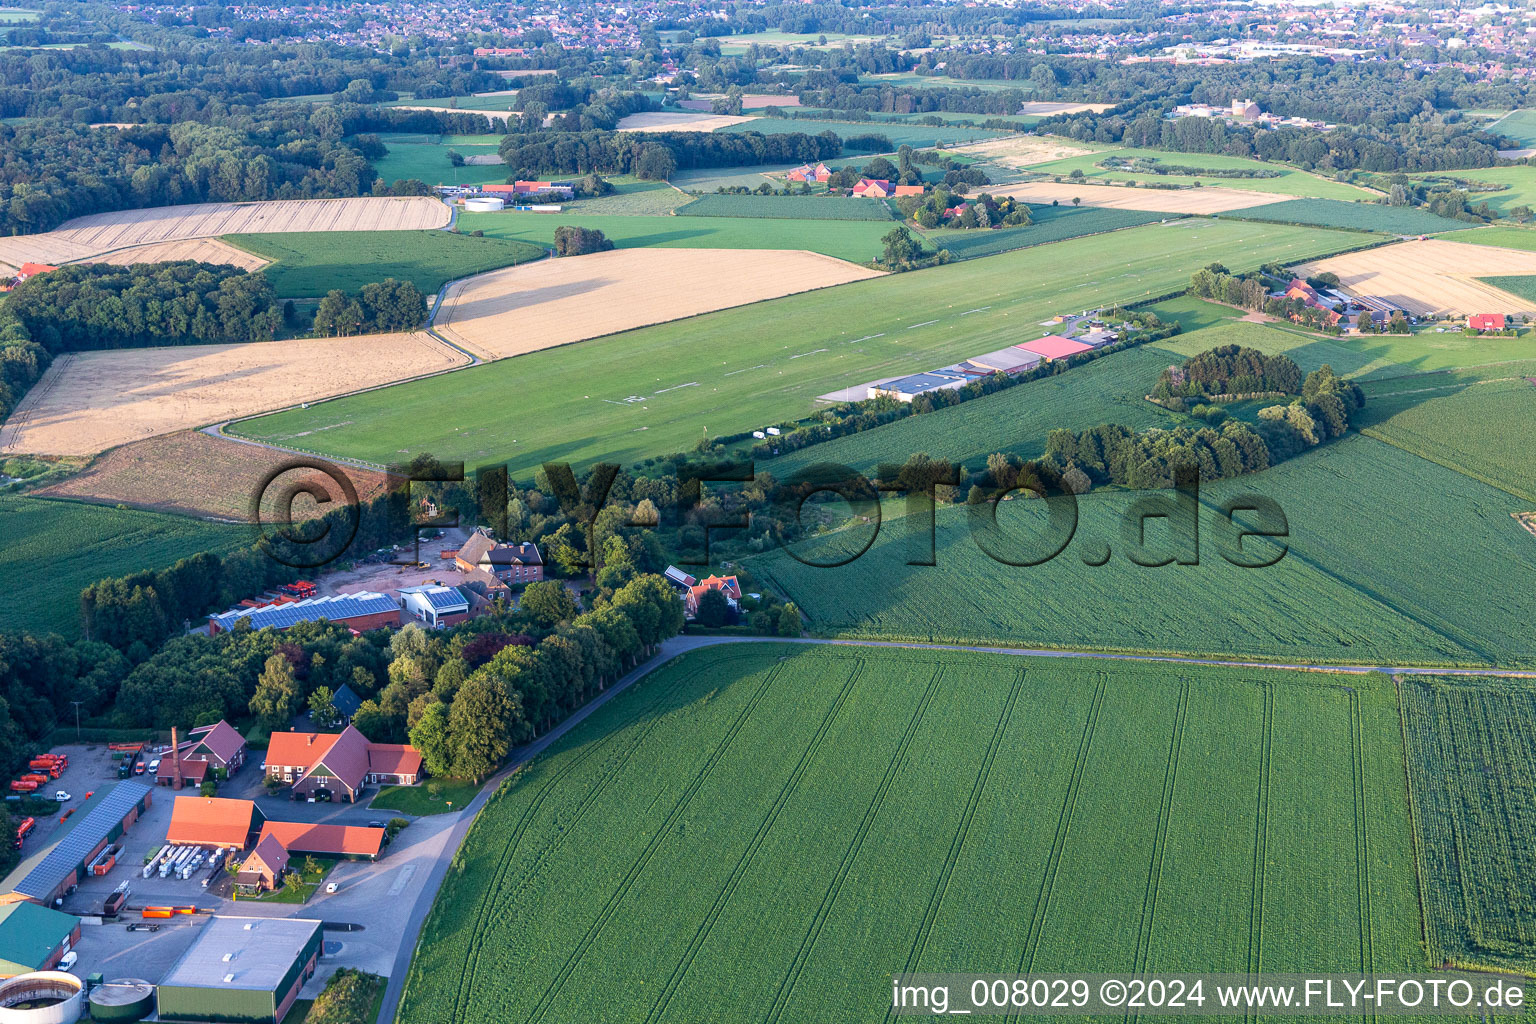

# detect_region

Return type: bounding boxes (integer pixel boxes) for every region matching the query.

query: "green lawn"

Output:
[1029,147,1376,199]
[372,778,482,815]
[753,433,1536,668]
[723,116,1011,148]
[371,141,506,187]
[244,855,338,903]
[452,210,894,263]
[398,644,1424,1024]
[669,163,807,192]
[1146,319,1415,379]
[797,107,1043,128]
[1139,294,1242,332]
[0,495,246,637]
[1228,197,1477,234]
[228,231,546,297]
[916,204,1166,259]
[230,220,1367,475]
[862,71,1038,92]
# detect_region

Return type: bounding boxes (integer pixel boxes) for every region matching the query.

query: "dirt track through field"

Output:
[990,180,1287,213]
[0,197,450,268]
[432,247,883,360]
[72,238,270,271]
[0,332,468,456]
[1294,238,1536,315]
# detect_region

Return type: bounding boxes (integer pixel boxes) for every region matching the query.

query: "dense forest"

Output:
[8,262,283,350]
[1154,345,1304,400]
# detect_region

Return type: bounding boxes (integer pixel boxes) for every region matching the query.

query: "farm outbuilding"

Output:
[866,371,969,402]
[0,902,80,975]
[207,593,402,635]
[256,822,385,860]
[1,783,152,906]
[156,917,322,1024]
[1016,335,1094,361]
[164,796,264,850]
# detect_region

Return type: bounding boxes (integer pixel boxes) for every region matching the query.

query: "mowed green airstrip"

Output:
[232,220,1365,472]
[398,644,1425,1024]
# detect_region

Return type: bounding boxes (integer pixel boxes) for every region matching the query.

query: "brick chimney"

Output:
[170,727,183,790]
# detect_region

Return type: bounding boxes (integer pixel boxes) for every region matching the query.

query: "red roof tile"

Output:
[166,797,258,847]
[258,821,385,858]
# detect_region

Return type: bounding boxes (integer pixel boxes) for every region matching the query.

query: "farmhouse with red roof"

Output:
[684,575,742,619]
[1468,313,1507,332]
[264,726,423,802]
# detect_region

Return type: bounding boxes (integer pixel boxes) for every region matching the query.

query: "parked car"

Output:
[126,923,161,932]
[54,790,71,802]
[58,951,78,971]
[368,821,384,828]
[324,882,339,894]
[147,759,161,774]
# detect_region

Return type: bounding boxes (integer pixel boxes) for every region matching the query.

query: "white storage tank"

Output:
[0,972,85,1024]
[464,197,506,212]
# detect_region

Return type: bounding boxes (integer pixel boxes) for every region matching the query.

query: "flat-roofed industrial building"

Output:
[156,916,322,1024]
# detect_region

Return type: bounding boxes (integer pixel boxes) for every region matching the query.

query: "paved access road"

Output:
[370,633,1535,1024]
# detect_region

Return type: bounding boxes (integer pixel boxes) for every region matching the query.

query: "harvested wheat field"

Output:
[615,111,759,132]
[1017,101,1118,115]
[433,247,882,360]
[74,237,269,271]
[950,135,1098,168]
[1294,239,1536,315]
[37,431,398,522]
[0,332,467,456]
[991,179,1287,213]
[0,197,449,267]
[389,105,515,123]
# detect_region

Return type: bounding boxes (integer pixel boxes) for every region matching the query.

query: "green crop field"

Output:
[387,92,521,112]
[230,220,1366,474]
[1359,363,1536,501]
[724,116,1011,148]
[1456,226,1536,251]
[752,434,1536,667]
[398,644,1422,1024]
[1028,147,1375,199]
[228,231,546,297]
[371,140,506,187]
[453,210,892,262]
[574,181,691,215]
[675,194,893,220]
[1490,108,1536,146]
[862,71,1039,93]
[1228,197,1478,234]
[0,495,246,637]
[1480,274,1536,304]
[917,204,1166,259]
[1401,675,1536,974]
[797,107,1043,128]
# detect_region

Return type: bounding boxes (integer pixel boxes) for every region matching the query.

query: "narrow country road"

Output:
[372,633,1535,1024]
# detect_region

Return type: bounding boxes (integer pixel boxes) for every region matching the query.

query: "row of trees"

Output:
[0,302,46,431]
[494,128,842,180]
[312,279,429,336]
[1037,420,1274,492]
[8,262,284,351]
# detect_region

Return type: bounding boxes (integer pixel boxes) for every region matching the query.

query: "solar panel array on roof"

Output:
[15,782,151,899]
[423,587,468,610]
[210,592,397,632]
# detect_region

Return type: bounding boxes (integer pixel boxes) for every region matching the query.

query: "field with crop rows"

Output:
[1228,198,1478,234]
[675,194,893,220]
[1479,274,1536,304]
[0,494,246,636]
[1400,675,1536,972]
[1449,227,1536,252]
[231,220,1364,473]
[572,181,690,215]
[1026,147,1374,199]
[453,210,894,263]
[753,434,1536,667]
[917,204,1166,258]
[1358,363,1536,501]
[227,231,547,296]
[720,116,1009,147]
[398,644,1422,1024]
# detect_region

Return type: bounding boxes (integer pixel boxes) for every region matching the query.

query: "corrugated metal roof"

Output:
[0,901,77,969]
[14,782,151,899]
